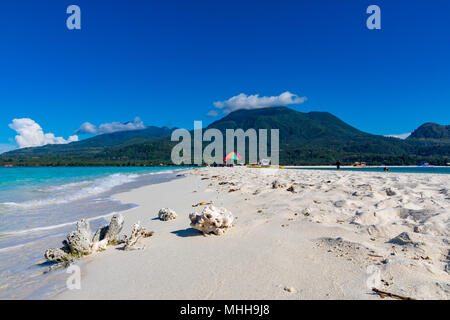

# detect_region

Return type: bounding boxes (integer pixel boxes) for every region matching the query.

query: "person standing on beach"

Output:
[336,160,341,170]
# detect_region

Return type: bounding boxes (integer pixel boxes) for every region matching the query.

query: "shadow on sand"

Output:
[171,228,202,237]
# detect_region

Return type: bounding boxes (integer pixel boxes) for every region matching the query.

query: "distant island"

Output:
[1,107,449,166]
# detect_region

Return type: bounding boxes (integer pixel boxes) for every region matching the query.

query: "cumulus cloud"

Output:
[385,133,411,140]
[75,117,145,135]
[207,110,218,117]
[213,91,307,114]
[8,118,78,149]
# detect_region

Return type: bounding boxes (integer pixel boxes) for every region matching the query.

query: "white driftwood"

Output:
[158,208,178,221]
[189,205,234,235]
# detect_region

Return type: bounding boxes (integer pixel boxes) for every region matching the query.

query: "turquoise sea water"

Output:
[289,167,450,174]
[0,166,187,299]
[0,167,179,207]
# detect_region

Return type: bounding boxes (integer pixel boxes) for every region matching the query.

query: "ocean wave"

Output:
[38,180,93,192]
[0,211,119,238]
[0,233,67,253]
[0,173,140,208]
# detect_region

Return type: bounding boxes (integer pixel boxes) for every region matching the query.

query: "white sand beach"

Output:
[58,167,450,300]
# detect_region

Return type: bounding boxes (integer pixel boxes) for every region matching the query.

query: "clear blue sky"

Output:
[1,0,449,151]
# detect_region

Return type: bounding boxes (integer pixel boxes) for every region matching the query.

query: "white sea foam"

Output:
[0,233,67,253]
[1,170,179,210]
[38,180,93,192]
[1,173,140,208]
[0,211,119,238]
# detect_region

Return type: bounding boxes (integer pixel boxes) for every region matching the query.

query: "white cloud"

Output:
[385,133,411,140]
[213,91,307,114]
[8,118,79,149]
[76,122,97,134]
[75,117,145,135]
[207,110,218,117]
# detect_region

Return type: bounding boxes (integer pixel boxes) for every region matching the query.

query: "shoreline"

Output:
[2,165,449,169]
[284,165,450,171]
[56,167,450,300]
[0,167,188,300]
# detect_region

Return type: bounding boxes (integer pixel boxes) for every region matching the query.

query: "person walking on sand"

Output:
[335,160,341,170]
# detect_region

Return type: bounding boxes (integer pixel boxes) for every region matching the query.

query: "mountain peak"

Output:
[207,106,367,142]
[408,122,450,140]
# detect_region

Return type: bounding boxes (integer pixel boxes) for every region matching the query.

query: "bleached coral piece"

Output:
[104,213,124,244]
[91,239,108,253]
[272,180,284,189]
[189,205,234,235]
[124,222,154,251]
[44,214,125,269]
[158,208,178,221]
[44,248,71,263]
[66,219,93,256]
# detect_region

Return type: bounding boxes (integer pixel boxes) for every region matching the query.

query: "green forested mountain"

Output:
[408,122,450,141]
[0,126,176,166]
[207,107,449,165]
[1,107,449,166]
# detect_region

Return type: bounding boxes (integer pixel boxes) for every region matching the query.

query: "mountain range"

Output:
[1,107,449,166]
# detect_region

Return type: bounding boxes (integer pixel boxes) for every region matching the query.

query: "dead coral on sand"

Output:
[189,205,234,235]
[158,208,178,221]
[44,213,153,271]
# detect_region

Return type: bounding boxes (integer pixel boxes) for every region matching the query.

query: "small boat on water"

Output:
[419,162,434,167]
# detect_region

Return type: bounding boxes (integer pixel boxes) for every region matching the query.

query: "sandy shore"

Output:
[58,167,450,300]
